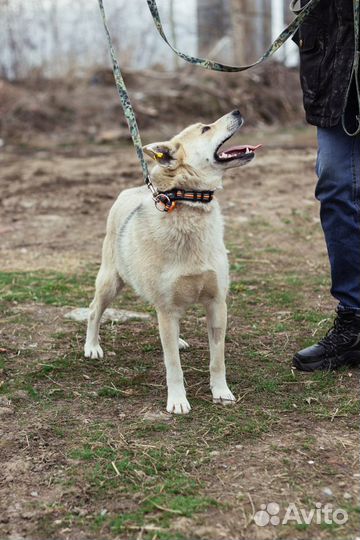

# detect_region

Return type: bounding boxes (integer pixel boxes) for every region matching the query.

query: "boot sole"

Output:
[292,351,360,372]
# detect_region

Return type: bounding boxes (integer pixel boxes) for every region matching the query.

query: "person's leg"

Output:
[315,124,360,312]
[293,124,360,371]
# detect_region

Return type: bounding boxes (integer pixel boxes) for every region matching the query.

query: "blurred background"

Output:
[0,0,299,78]
[0,0,305,145]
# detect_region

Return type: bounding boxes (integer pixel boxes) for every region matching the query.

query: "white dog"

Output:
[84,110,260,414]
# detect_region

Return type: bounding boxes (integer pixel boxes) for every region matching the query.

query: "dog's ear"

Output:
[143,141,180,169]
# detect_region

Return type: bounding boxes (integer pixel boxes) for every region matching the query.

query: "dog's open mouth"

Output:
[214,142,262,162]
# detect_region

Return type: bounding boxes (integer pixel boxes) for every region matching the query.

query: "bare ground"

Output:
[0,124,359,540]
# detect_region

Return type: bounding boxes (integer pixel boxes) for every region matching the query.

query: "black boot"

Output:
[293,310,360,371]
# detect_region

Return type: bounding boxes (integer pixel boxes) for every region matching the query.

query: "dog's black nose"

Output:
[232,110,242,117]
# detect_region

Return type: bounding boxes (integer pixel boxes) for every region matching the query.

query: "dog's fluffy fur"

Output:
[84,111,255,414]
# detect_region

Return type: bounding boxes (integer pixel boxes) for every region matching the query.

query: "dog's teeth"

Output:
[245,147,250,153]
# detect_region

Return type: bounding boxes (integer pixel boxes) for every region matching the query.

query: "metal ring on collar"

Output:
[154,193,172,212]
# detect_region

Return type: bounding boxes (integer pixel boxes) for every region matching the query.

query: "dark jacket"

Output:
[294,0,355,127]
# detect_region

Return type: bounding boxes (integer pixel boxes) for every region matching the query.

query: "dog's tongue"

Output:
[223,144,262,156]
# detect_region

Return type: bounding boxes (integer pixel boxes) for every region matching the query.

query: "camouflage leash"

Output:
[98,0,359,207]
[98,0,323,209]
[341,0,360,136]
[98,0,168,211]
[147,0,360,136]
[145,0,322,73]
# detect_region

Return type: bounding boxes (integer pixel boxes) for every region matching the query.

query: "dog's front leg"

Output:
[206,298,235,405]
[157,311,191,414]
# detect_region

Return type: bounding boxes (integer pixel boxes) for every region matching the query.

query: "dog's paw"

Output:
[212,386,236,405]
[167,394,191,415]
[178,338,190,350]
[84,343,104,359]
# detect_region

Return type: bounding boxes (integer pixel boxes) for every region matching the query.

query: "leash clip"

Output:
[146,177,176,212]
[146,177,158,197]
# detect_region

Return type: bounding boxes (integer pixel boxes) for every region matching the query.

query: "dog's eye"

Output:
[201,126,211,134]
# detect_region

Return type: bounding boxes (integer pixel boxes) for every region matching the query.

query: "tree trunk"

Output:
[197,0,232,58]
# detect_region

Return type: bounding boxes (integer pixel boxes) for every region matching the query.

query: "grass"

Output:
[0,240,359,539]
[0,265,355,421]
[64,428,218,535]
[0,270,96,306]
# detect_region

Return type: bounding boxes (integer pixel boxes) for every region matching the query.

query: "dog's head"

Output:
[143,110,260,191]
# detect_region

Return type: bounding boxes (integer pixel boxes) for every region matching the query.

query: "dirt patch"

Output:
[190,423,359,539]
[0,64,304,144]
[1,126,318,271]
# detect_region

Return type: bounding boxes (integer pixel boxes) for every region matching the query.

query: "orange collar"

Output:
[154,188,215,213]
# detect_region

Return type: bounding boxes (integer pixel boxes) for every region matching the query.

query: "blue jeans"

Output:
[316,124,360,312]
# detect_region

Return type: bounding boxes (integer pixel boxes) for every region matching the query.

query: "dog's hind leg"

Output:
[206,298,235,405]
[157,311,191,414]
[84,262,123,360]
